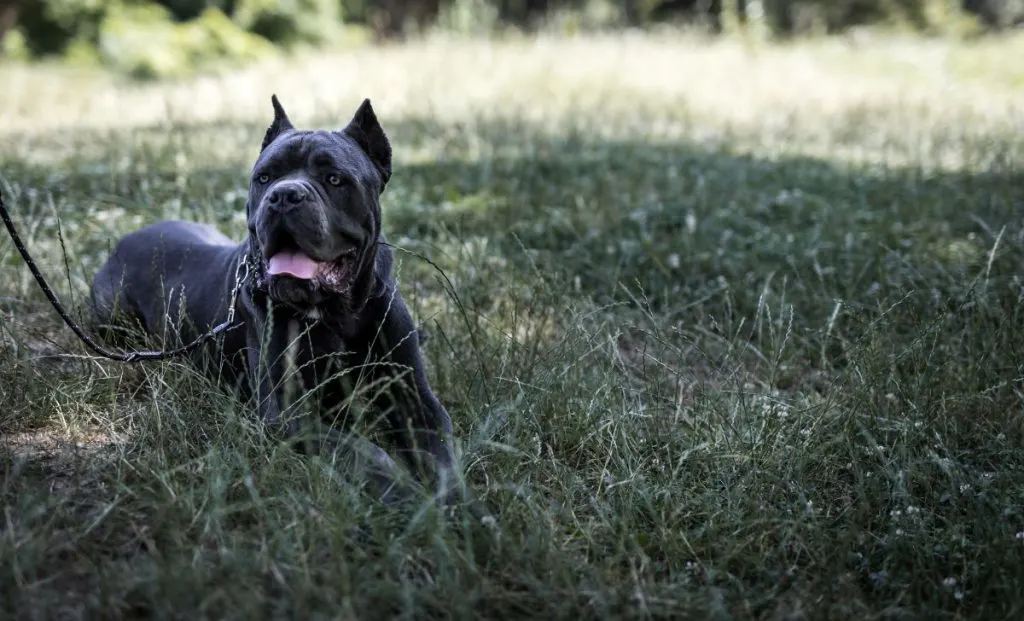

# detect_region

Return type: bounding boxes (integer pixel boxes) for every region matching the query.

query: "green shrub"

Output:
[963,0,1024,28]
[98,3,273,80]
[340,0,372,23]
[5,0,1023,78]
[156,0,239,21]
[14,0,107,56]
[232,0,342,46]
[759,0,1005,35]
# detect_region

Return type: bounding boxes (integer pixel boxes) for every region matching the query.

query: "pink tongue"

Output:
[267,250,320,280]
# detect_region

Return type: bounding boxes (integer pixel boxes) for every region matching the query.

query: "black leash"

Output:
[0,186,245,363]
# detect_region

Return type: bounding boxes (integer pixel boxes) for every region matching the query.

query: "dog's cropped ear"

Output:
[343,98,392,186]
[261,94,294,152]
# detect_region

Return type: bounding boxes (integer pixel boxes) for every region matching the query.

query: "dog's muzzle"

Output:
[265,180,311,214]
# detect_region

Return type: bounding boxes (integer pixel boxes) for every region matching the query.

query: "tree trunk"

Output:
[0,0,21,51]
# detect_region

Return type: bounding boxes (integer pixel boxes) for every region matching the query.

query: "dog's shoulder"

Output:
[362,237,431,344]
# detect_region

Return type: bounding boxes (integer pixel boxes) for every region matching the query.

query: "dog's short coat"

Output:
[90,96,457,502]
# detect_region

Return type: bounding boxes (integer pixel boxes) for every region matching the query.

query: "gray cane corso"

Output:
[90,95,456,503]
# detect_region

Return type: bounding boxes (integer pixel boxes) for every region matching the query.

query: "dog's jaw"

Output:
[248,241,364,315]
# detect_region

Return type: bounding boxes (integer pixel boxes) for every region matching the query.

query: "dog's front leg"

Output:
[359,292,458,501]
[244,310,292,432]
[245,307,411,502]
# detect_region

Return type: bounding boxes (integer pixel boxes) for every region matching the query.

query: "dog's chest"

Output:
[280,318,358,389]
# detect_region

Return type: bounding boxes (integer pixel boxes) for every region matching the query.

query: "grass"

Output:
[2,30,1024,619]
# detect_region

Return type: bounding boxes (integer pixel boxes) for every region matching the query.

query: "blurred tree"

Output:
[12,0,106,56]
[3,0,1022,71]
[0,1,20,47]
[760,0,1023,35]
[232,0,341,45]
[493,0,587,28]
[622,1,755,32]
[158,1,238,21]
[99,2,272,79]
[365,0,441,39]
[964,0,1024,28]
[650,1,723,31]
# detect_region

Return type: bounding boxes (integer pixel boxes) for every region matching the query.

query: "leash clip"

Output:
[226,256,250,325]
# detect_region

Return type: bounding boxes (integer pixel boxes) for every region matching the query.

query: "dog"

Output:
[90,96,458,504]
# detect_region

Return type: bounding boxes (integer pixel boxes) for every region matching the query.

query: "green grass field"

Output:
[2,32,1023,619]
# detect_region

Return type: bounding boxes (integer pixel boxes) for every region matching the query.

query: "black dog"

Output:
[90,96,457,503]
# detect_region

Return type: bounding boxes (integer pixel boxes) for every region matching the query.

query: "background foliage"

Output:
[1,0,1023,78]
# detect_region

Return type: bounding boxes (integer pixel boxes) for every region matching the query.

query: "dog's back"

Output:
[90,220,242,348]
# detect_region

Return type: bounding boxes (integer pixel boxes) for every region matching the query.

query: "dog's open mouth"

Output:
[267,249,322,280]
[266,248,355,289]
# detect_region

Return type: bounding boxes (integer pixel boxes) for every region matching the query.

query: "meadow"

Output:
[1,31,1023,619]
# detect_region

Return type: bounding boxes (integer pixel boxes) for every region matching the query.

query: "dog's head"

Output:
[245,95,391,312]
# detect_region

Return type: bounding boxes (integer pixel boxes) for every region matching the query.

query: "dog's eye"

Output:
[327,174,343,187]
[256,174,270,184]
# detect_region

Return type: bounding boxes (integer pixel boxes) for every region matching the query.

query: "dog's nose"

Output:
[267,184,307,208]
